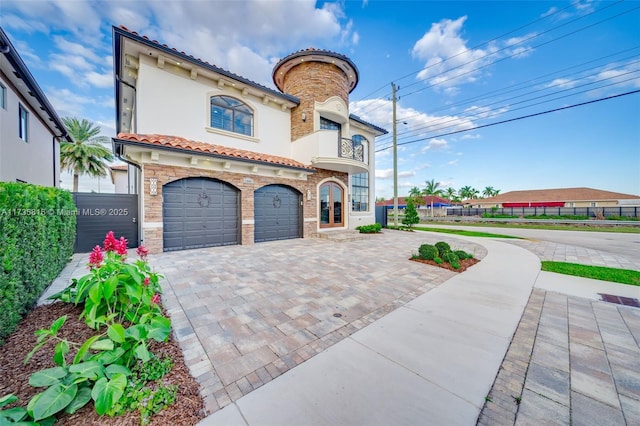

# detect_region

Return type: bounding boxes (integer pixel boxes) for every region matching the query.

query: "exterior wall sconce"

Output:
[301,112,307,122]
[307,189,312,200]
[149,178,158,195]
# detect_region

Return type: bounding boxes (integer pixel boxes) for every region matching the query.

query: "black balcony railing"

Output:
[339,138,365,162]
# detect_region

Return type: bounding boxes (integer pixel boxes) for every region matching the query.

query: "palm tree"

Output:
[459,185,479,201]
[408,186,424,206]
[445,187,457,201]
[483,186,496,198]
[422,179,443,216]
[60,117,114,192]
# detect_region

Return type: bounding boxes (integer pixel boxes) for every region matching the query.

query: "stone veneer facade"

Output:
[281,61,351,141]
[141,163,347,253]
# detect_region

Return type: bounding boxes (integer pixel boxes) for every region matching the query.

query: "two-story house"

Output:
[0,27,71,186]
[112,26,386,253]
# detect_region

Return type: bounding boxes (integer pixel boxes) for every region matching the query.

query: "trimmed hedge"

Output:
[0,182,76,344]
[356,223,382,234]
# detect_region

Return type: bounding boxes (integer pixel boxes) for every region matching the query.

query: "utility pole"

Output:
[392,82,398,227]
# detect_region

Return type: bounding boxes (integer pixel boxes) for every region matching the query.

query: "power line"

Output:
[353,1,633,118]
[383,47,640,127]
[375,90,640,152]
[351,0,583,103]
[375,63,640,145]
[398,4,639,100]
[377,74,639,151]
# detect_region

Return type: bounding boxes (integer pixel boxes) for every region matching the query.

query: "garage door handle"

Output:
[132,218,137,223]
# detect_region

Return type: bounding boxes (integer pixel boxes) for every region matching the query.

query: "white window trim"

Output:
[18,104,28,142]
[208,94,255,137]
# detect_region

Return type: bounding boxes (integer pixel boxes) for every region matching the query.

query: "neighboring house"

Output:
[0,27,71,186]
[466,187,640,208]
[109,164,129,194]
[376,195,452,208]
[112,26,387,253]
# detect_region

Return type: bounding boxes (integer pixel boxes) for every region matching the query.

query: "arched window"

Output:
[210,96,253,136]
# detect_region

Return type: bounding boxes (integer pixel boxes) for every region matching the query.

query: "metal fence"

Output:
[446,206,639,218]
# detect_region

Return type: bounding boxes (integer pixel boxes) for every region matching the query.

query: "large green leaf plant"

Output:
[1,232,171,424]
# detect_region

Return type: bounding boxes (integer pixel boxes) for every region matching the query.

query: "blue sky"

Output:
[2,0,639,196]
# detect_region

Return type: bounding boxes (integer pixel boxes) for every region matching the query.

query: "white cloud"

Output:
[545,78,577,89]
[376,169,394,179]
[53,36,102,62]
[460,134,481,140]
[447,159,459,166]
[410,16,535,93]
[421,138,448,152]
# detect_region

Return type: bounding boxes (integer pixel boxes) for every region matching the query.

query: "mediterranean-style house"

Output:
[0,27,71,186]
[466,187,640,208]
[112,26,387,253]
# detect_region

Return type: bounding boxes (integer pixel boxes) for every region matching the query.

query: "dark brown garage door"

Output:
[254,184,302,243]
[163,178,239,251]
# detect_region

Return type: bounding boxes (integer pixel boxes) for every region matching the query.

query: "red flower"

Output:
[88,245,103,269]
[103,231,118,252]
[143,277,150,286]
[151,293,161,305]
[116,236,128,255]
[136,245,149,261]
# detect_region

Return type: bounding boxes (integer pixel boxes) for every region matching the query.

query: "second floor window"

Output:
[320,117,341,132]
[210,96,253,136]
[19,104,28,142]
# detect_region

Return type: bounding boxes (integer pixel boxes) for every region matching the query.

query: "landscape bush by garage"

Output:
[0,182,76,345]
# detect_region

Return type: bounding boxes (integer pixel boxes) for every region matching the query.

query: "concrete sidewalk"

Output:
[199,238,543,425]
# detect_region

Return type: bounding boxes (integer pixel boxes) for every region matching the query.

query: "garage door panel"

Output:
[254,185,301,243]
[163,178,239,251]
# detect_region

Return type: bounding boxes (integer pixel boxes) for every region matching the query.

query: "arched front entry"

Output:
[319,181,344,228]
[254,184,302,242]
[162,177,239,251]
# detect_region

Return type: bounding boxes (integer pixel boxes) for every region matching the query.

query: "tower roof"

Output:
[272,48,359,94]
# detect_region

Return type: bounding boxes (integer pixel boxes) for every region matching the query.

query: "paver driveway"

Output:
[151,231,487,413]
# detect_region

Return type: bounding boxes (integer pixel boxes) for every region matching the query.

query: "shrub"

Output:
[442,251,460,265]
[418,244,439,260]
[454,250,472,260]
[355,223,382,233]
[433,257,443,264]
[402,199,420,229]
[0,182,76,345]
[434,241,451,255]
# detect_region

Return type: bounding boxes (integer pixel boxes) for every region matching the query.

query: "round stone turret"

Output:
[273,48,359,141]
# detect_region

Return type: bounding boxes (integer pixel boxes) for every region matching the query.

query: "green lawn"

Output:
[409,226,521,239]
[541,261,640,286]
[425,221,640,234]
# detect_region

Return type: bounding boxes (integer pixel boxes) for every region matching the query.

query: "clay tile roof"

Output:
[115,133,315,172]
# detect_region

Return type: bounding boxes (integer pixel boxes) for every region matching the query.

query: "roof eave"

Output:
[0,28,71,142]
[112,26,300,106]
[112,137,316,174]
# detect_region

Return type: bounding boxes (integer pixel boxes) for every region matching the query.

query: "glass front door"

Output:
[320,182,343,228]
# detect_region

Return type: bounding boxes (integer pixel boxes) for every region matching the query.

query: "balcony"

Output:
[292,130,369,174]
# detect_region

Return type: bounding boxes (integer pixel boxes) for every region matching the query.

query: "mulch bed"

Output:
[0,302,205,426]
[409,256,481,272]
